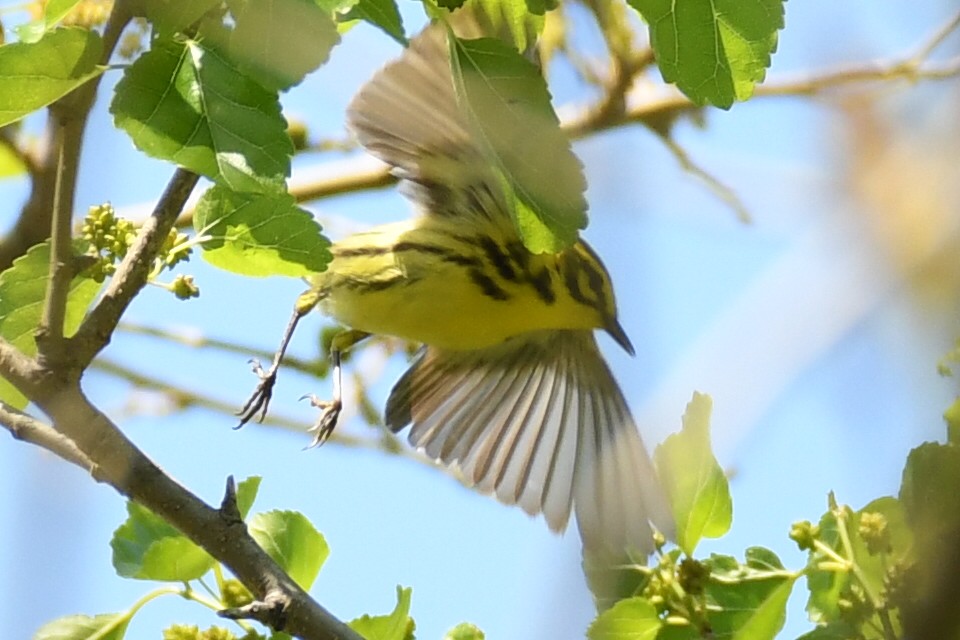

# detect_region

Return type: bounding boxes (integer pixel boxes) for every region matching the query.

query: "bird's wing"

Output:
[385,329,675,555]
[346,23,587,241]
[346,26,503,224]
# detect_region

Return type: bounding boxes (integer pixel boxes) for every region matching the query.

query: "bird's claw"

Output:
[303,394,341,448]
[236,361,278,429]
[248,358,266,378]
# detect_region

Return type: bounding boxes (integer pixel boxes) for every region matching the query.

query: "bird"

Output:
[238,22,674,557]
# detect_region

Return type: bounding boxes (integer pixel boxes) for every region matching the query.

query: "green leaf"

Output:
[703,551,796,639]
[235,475,262,519]
[13,0,83,43]
[348,586,415,640]
[467,0,545,52]
[0,28,103,127]
[110,37,292,194]
[729,579,795,640]
[111,501,214,581]
[586,597,662,640]
[340,0,406,45]
[583,546,666,612]
[33,613,130,640]
[193,186,331,277]
[315,0,361,13]
[627,0,785,108]
[45,0,84,26]
[804,517,845,624]
[0,241,101,408]
[804,503,859,625]
[745,546,786,571]
[898,440,960,631]
[448,34,586,253]
[655,627,699,640]
[14,20,49,44]
[900,441,960,566]
[654,392,732,554]
[443,622,485,640]
[796,623,862,640]
[216,0,341,91]
[142,0,222,35]
[804,496,911,631]
[249,510,329,590]
[851,497,912,594]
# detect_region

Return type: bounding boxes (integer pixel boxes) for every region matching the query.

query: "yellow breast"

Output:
[313,220,610,351]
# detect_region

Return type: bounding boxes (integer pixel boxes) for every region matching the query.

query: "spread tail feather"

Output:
[385,330,674,555]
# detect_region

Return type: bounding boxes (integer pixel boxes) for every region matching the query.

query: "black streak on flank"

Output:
[530,269,555,304]
[580,258,608,311]
[505,241,530,270]
[349,276,406,292]
[562,254,596,309]
[505,240,555,304]
[562,257,585,303]
[469,269,511,301]
[479,237,518,282]
[333,245,390,258]
[335,242,483,269]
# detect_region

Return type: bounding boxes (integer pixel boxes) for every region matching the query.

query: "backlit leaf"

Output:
[193,185,331,277]
[111,37,292,194]
[0,28,103,126]
[0,241,100,408]
[654,392,732,554]
[449,34,586,253]
[627,0,785,108]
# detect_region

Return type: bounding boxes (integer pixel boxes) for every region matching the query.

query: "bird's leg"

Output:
[304,329,371,447]
[236,289,322,427]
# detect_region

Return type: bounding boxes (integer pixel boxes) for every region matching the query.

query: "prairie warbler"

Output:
[239,25,673,556]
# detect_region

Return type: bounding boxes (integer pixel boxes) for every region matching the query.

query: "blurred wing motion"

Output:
[347,24,517,226]
[386,331,674,554]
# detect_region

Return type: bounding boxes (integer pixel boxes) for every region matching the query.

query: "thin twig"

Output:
[115,321,321,376]
[34,7,132,354]
[657,134,752,223]
[39,122,71,344]
[909,10,960,66]
[0,402,97,473]
[287,159,397,206]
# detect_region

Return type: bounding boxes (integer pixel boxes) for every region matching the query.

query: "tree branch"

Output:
[0,337,44,394]
[0,402,97,473]
[38,124,73,347]
[24,381,362,640]
[115,321,322,376]
[72,168,201,368]
[36,4,132,360]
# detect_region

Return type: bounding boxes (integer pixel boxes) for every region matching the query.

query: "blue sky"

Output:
[2,1,959,638]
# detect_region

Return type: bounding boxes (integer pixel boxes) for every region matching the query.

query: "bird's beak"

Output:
[605,318,635,356]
